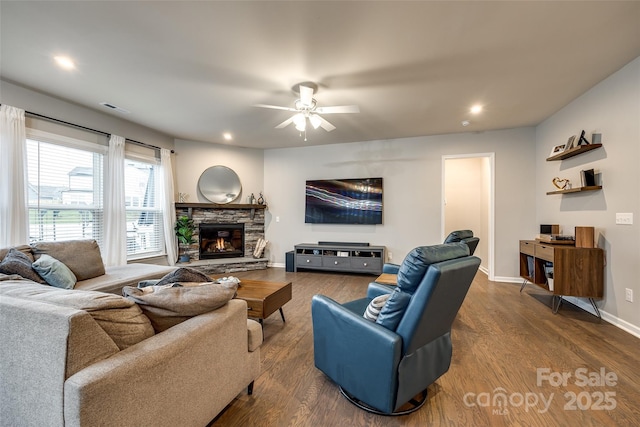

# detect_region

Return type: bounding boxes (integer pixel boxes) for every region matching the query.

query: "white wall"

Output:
[263,127,536,278]
[0,80,175,149]
[174,139,264,204]
[536,56,640,330]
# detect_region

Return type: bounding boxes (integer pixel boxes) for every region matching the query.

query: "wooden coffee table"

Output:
[234,279,292,324]
[375,273,397,285]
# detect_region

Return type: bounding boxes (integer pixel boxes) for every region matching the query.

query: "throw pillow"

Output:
[122,281,237,332]
[153,267,211,287]
[0,248,47,284]
[32,254,77,289]
[363,294,390,322]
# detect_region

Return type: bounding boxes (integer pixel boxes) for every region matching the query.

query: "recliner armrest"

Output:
[382,263,400,274]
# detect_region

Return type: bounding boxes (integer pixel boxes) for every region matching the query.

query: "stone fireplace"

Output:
[199,223,244,259]
[174,203,267,274]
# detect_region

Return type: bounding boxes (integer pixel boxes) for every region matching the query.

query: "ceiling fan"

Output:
[254,82,359,138]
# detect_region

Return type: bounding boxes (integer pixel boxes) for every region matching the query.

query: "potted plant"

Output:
[175,215,196,262]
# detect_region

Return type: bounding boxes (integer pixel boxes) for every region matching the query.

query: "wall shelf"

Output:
[546,186,602,195]
[546,143,602,161]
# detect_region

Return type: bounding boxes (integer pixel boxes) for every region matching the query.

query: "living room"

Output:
[1,1,639,426]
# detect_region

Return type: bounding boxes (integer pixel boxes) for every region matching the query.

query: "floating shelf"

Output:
[546,143,602,161]
[546,186,602,195]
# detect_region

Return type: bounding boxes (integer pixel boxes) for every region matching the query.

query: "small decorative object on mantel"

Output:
[257,192,265,205]
[552,177,570,190]
[178,192,189,203]
[249,193,256,205]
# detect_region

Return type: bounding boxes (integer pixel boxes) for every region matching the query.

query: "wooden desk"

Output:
[234,279,292,323]
[375,273,397,285]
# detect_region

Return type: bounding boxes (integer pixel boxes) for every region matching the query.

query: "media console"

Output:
[294,243,385,275]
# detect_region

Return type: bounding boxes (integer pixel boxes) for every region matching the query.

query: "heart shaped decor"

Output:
[552,177,569,190]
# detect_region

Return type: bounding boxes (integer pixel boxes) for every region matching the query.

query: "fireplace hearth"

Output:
[199,223,244,259]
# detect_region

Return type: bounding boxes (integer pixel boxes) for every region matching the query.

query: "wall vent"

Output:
[99,102,130,114]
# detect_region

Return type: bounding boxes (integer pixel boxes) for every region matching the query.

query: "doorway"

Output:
[442,153,494,279]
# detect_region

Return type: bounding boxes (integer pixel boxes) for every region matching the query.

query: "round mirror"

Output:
[198,165,242,204]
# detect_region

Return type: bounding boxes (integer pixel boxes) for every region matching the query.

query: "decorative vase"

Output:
[257,192,265,205]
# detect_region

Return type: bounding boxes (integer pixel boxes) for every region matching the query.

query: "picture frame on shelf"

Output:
[549,144,566,157]
[564,135,578,151]
[577,129,590,146]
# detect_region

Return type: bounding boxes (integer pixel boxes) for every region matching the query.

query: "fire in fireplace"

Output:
[199,223,244,259]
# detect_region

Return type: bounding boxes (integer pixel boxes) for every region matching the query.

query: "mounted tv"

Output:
[305,178,383,224]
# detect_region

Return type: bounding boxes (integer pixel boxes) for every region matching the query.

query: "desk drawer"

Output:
[535,244,554,262]
[520,241,535,256]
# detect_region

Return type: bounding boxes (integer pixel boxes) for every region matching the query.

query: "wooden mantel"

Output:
[175,203,266,209]
[175,203,267,220]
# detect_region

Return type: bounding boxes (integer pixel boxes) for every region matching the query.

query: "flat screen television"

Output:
[305,178,383,224]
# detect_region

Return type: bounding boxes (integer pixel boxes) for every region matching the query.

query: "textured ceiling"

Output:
[1,1,639,149]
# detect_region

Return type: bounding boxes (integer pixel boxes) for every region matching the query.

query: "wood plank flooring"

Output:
[209,268,640,426]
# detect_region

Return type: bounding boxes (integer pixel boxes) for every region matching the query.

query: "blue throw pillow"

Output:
[32,254,77,289]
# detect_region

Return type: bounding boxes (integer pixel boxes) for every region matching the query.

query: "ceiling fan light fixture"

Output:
[293,113,306,131]
[309,114,322,129]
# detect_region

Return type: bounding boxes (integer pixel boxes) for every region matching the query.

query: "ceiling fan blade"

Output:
[275,116,295,129]
[254,104,297,112]
[318,116,336,132]
[315,105,360,114]
[299,85,314,107]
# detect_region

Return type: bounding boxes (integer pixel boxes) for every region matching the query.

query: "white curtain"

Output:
[159,148,177,265]
[0,105,29,247]
[103,134,127,266]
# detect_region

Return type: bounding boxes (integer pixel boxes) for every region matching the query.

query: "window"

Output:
[26,133,105,245]
[124,156,164,259]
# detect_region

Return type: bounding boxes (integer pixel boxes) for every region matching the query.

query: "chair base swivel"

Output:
[339,386,428,416]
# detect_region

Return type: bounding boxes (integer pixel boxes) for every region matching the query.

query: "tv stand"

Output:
[294,243,385,274]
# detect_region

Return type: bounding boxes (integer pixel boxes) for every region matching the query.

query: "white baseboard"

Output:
[268,262,285,269]
[498,276,640,339]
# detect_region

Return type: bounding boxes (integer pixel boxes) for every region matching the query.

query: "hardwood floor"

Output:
[210,268,640,426]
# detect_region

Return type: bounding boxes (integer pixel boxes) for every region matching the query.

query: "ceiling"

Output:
[1,1,639,149]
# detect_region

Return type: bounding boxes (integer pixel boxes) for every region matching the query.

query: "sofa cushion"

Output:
[122,281,237,332]
[74,264,176,294]
[0,281,154,350]
[32,254,77,289]
[153,267,211,287]
[31,239,106,281]
[0,248,46,284]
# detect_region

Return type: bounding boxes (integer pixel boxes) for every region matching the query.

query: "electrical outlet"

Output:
[625,288,633,302]
[388,252,393,261]
[275,216,280,223]
[616,213,633,225]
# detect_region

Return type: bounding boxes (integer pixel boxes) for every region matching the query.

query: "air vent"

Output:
[99,102,130,114]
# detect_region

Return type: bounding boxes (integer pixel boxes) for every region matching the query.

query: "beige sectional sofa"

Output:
[0,240,263,426]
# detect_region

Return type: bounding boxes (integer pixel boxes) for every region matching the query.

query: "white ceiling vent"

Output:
[99,102,130,114]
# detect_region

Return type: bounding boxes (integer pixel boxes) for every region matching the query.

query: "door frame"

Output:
[441,153,495,280]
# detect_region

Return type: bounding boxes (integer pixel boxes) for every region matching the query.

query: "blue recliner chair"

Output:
[382,230,479,275]
[311,243,480,415]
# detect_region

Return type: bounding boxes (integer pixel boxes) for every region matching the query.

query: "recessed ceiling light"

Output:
[54,56,75,70]
[470,105,483,114]
[223,133,233,141]
[462,120,471,127]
